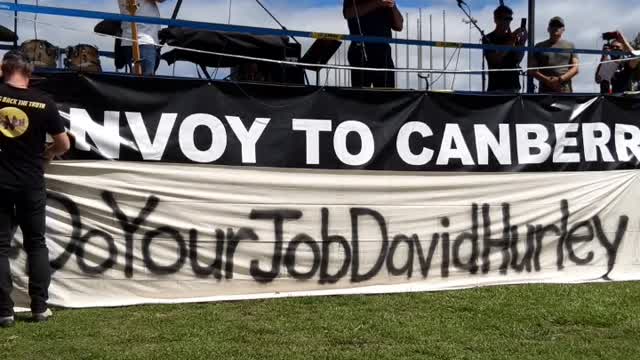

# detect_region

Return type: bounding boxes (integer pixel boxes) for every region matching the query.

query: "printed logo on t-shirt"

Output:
[0,106,29,138]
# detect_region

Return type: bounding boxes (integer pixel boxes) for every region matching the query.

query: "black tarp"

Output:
[0,25,17,42]
[158,28,298,67]
[32,71,640,172]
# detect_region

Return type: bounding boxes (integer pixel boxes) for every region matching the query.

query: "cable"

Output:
[430,47,460,88]
[351,0,368,62]
[228,62,331,110]
[450,44,462,90]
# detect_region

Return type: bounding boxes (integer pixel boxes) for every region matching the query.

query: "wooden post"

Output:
[126,0,143,76]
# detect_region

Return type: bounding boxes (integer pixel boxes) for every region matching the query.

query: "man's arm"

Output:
[343,0,403,31]
[615,31,640,69]
[512,29,527,64]
[485,31,526,68]
[529,69,553,86]
[595,63,603,83]
[485,46,510,67]
[559,55,579,83]
[527,52,552,86]
[595,45,609,83]
[485,49,508,67]
[45,132,70,161]
[389,3,403,32]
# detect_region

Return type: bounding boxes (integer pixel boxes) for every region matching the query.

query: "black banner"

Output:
[34,71,640,171]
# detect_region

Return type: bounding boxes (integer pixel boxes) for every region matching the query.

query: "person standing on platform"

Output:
[482,4,527,92]
[118,0,166,76]
[343,0,404,88]
[0,51,70,328]
[528,16,579,93]
[595,31,640,94]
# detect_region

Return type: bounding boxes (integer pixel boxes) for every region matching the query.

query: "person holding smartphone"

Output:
[482,5,527,92]
[595,31,640,94]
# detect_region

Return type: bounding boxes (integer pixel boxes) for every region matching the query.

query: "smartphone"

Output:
[521,18,527,30]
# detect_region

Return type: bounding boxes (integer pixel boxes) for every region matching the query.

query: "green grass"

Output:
[2,283,640,360]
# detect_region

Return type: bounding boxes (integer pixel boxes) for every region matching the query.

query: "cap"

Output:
[548,16,565,28]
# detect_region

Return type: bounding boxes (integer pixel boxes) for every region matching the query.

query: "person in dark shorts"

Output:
[528,17,580,93]
[343,0,404,88]
[482,5,528,92]
[0,50,70,328]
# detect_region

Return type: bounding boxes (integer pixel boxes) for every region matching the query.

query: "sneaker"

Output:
[32,308,52,323]
[0,315,15,328]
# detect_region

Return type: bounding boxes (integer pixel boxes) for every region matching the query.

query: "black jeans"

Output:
[348,43,396,88]
[0,186,50,316]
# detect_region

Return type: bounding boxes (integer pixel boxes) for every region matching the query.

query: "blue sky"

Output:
[3,0,639,92]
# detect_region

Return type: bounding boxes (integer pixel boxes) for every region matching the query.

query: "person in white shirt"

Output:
[118,0,166,75]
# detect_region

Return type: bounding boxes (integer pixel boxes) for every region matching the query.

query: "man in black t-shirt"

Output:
[0,50,69,328]
[343,0,404,88]
[482,5,527,92]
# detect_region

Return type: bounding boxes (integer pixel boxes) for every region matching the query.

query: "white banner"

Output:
[8,161,640,308]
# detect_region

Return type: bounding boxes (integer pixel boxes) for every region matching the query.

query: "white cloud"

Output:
[0,0,637,92]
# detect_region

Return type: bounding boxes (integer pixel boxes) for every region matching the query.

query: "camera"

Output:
[602,32,618,41]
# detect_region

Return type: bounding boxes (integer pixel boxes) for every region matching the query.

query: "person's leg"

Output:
[121,46,133,73]
[139,45,157,76]
[382,47,396,88]
[370,46,395,88]
[0,189,16,317]
[361,48,376,88]
[348,44,366,87]
[16,188,50,314]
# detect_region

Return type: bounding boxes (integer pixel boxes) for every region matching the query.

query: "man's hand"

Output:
[44,132,71,163]
[545,76,563,92]
[43,145,57,162]
[380,0,395,8]
[513,28,528,46]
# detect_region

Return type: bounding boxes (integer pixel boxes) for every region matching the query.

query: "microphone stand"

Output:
[253,0,309,85]
[457,1,488,91]
[171,0,183,20]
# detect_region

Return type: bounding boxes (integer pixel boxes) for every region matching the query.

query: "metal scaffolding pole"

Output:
[394,32,398,87]
[442,10,447,89]
[429,14,433,72]
[337,45,342,87]
[527,0,536,93]
[418,9,423,90]
[344,41,348,87]
[405,12,409,89]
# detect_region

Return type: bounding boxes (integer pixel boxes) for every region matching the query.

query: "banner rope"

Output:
[5,12,640,77]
